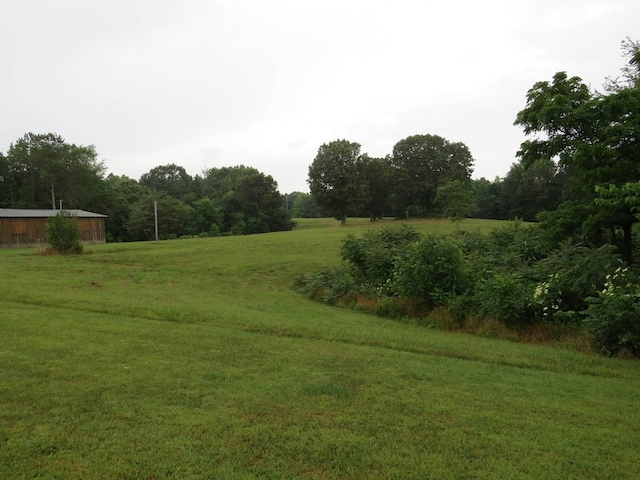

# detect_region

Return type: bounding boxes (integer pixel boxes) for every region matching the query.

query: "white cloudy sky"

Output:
[0,0,638,193]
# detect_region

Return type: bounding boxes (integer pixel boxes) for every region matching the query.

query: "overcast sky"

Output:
[1,0,638,193]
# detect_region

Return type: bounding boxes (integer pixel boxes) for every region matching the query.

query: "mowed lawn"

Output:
[1,218,639,479]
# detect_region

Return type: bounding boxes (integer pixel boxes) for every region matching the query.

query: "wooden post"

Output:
[154,201,159,242]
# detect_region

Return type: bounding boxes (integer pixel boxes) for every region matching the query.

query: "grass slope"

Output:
[1,218,638,479]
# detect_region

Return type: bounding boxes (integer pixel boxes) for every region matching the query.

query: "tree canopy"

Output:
[306,135,475,223]
[390,134,474,217]
[139,164,193,200]
[2,133,105,210]
[514,38,640,262]
[307,139,368,225]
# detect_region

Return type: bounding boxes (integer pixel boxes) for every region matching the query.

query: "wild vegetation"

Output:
[1,218,639,479]
[295,221,640,356]
[45,210,83,254]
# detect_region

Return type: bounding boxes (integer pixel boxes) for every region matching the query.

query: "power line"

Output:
[0,131,20,139]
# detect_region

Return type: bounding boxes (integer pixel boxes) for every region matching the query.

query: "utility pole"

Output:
[154,201,159,242]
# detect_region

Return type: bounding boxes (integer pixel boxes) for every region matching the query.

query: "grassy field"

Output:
[1,218,639,479]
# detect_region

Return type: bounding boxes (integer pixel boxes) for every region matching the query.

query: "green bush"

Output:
[340,225,421,293]
[531,243,621,320]
[584,267,640,356]
[391,235,467,306]
[475,273,534,327]
[485,220,544,268]
[46,211,83,254]
[293,268,358,305]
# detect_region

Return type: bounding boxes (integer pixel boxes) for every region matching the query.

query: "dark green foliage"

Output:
[536,201,598,251]
[584,266,640,356]
[390,134,474,216]
[139,164,193,200]
[359,155,393,220]
[101,174,148,242]
[0,152,16,208]
[307,139,368,224]
[0,134,293,242]
[127,192,192,241]
[482,220,544,270]
[45,211,83,254]
[499,159,566,221]
[293,268,358,305]
[514,40,640,262]
[126,165,293,240]
[340,225,421,292]
[188,197,222,236]
[474,274,533,326]
[472,177,504,220]
[4,133,105,210]
[391,235,467,306]
[225,170,293,234]
[532,243,621,318]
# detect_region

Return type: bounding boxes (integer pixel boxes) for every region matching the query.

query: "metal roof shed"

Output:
[0,209,107,248]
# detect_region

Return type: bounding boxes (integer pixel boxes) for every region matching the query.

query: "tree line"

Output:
[0,135,293,241]
[0,130,565,243]
[301,135,567,226]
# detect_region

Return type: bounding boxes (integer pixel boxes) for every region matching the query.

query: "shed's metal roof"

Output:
[0,209,107,218]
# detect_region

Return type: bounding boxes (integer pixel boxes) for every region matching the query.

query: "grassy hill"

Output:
[1,218,638,479]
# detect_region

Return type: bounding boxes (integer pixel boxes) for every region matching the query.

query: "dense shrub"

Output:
[531,243,621,320]
[295,220,640,356]
[340,225,421,292]
[46,211,83,254]
[391,235,467,306]
[485,220,544,268]
[584,267,640,356]
[293,268,358,305]
[474,273,534,327]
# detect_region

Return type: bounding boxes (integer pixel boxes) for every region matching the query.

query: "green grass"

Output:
[1,218,639,479]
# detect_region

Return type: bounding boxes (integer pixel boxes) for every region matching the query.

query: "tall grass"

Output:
[1,218,638,479]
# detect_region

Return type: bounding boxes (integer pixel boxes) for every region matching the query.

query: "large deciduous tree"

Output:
[139,163,193,200]
[390,134,474,217]
[229,170,292,233]
[198,165,259,202]
[198,165,292,235]
[499,158,566,221]
[4,132,105,210]
[307,139,368,225]
[515,39,640,262]
[360,155,392,221]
